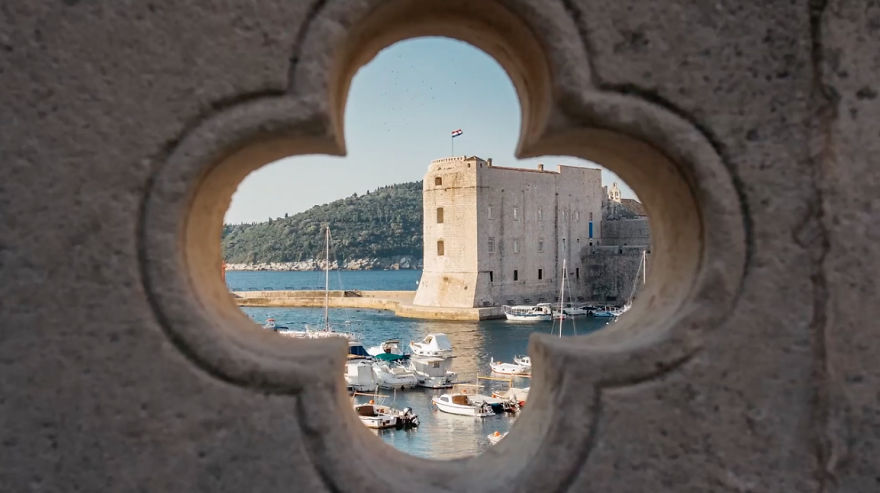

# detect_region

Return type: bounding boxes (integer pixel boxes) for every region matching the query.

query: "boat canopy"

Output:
[348,343,371,358]
[416,333,453,352]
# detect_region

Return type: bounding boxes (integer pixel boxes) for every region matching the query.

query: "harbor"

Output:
[230,270,613,459]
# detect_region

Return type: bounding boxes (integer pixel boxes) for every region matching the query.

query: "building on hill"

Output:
[413,156,603,308]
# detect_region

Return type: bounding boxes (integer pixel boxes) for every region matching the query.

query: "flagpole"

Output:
[451,135,454,157]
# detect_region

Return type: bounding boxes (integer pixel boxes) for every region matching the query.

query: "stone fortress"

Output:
[413,156,605,308]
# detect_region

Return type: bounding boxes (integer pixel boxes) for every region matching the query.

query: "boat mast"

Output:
[324,225,330,331]
[558,258,566,338]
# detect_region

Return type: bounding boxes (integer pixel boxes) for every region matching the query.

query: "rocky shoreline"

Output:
[225,256,423,272]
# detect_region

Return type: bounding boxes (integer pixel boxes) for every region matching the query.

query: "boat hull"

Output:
[432,397,495,417]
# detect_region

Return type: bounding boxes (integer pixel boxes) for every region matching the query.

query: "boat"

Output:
[345,358,379,392]
[492,386,530,407]
[372,360,419,390]
[353,399,419,430]
[432,392,495,417]
[277,226,356,340]
[503,303,553,322]
[487,431,508,445]
[407,355,456,388]
[410,333,454,358]
[367,339,404,357]
[591,306,615,317]
[488,357,530,376]
[559,303,590,317]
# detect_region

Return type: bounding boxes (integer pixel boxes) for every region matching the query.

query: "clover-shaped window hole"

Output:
[217,38,650,459]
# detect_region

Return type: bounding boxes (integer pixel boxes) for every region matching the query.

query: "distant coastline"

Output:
[225,256,423,272]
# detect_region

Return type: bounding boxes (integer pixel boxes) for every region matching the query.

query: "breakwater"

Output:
[233,290,503,320]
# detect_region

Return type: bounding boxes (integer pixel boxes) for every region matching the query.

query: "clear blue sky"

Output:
[225,37,635,224]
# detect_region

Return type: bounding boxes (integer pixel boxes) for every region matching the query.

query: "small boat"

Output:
[353,401,420,430]
[367,339,404,357]
[503,304,552,322]
[410,333,454,358]
[487,431,508,445]
[489,357,530,376]
[609,302,632,317]
[492,386,530,408]
[559,303,590,317]
[432,392,495,417]
[345,359,378,392]
[591,306,616,318]
[372,360,419,390]
[408,356,456,388]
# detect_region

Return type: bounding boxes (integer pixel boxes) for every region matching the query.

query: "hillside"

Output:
[222,181,423,267]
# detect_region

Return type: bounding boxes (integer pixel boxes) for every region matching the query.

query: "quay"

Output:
[232,290,504,321]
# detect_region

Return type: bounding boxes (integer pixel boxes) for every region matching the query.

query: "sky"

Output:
[225,37,636,224]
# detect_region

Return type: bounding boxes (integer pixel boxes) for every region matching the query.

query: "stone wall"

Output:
[4,1,879,492]
[580,246,648,304]
[599,218,651,247]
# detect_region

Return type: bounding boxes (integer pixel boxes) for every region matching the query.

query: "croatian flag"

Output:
[451,128,463,138]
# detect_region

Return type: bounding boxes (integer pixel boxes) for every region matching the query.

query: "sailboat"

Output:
[551,258,577,337]
[277,225,355,340]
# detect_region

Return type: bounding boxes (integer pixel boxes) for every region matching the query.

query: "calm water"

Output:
[227,270,612,459]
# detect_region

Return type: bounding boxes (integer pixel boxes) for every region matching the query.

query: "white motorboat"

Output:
[492,386,530,407]
[489,357,530,376]
[408,356,456,388]
[591,306,616,318]
[410,333,454,358]
[372,361,419,390]
[513,355,531,369]
[353,400,419,430]
[503,304,552,322]
[558,303,590,317]
[367,339,404,357]
[488,431,508,445]
[346,358,378,392]
[353,401,399,429]
[432,393,495,417]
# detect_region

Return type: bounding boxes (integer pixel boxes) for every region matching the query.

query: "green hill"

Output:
[222,181,423,265]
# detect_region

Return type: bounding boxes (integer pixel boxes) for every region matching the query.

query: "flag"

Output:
[451,129,463,138]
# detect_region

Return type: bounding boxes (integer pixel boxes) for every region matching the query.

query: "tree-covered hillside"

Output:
[222,181,423,264]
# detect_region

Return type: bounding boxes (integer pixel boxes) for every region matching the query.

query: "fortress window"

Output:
[576,267,580,280]
[589,211,594,221]
[488,237,495,253]
[513,239,519,253]
[434,176,442,186]
[513,206,519,220]
[489,271,494,283]
[538,268,543,280]
[537,208,543,220]
[562,210,566,221]
[487,206,494,219]
[437,240,445,256]
[576,211,580,221]
[436,207,444,223]
[513,270,519,281]
[537,239,544,252]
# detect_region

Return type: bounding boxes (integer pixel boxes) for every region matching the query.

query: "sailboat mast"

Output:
[559,258,566,338]
[324,225,330,331]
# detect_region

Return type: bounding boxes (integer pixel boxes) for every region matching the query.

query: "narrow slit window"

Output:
[537,239,544,252]
[537,208,543,221]
[576,267,580,280]
[513,206,519,220]
[435,176,442,186]
[538,268,543,280]
[513,239,519,254]
[437,240,445,256]
[513,269,519,281]
[436,207,444,223]
[488,236,495,253]
[489,271,494,283]
[488,206,494,219]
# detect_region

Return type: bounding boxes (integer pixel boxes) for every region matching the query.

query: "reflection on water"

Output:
[240,305,611,459]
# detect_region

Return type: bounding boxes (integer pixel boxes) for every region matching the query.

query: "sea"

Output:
[226,270,612,460]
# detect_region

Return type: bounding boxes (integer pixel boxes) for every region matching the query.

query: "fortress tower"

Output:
[413,156,603,308]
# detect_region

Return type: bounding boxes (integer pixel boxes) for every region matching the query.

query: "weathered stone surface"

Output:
[1,1,877,492]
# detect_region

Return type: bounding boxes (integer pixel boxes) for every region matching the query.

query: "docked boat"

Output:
[353,401,420,430]
[489,357,530,376]
[559,303,590,317]
[408,355,456,388]
[345,358,378,392]
[432,392,495,417]
[487,431,508,445]
[591,306,616,318]
[492,386,530,407]
[503,303,552,322]
[372,360,419,390]
[410,333,454,358]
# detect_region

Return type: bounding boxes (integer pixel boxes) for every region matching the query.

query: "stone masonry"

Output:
[414,156,602,308]
[2,1,879,492]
